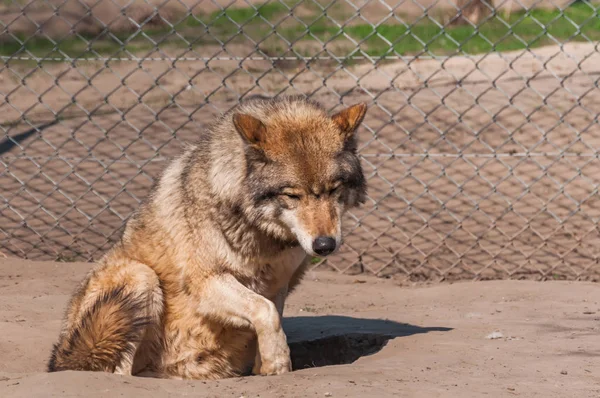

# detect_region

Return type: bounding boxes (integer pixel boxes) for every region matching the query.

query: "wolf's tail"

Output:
[47,286,150,372]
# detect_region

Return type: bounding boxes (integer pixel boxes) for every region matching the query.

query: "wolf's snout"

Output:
[312,236,337,256]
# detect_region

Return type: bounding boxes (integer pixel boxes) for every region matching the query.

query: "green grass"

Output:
[278,2,600,56]
[1,1,599,60]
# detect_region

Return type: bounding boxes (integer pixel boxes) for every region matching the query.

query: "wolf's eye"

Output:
[280,193,301,200]
[329,184,342,195]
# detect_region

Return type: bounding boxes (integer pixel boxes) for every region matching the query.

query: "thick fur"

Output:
[48,95,368,379]
[48,287,150,372]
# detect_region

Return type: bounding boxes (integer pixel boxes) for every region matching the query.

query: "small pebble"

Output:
[560,370,568,375]
[324,393,332,397]
[486,331,503,340]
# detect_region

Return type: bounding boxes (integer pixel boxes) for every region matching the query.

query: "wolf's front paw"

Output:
[256,336,291,376]
[259,355,292,376]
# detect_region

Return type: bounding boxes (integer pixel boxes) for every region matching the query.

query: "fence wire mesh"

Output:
[1,0,600,282]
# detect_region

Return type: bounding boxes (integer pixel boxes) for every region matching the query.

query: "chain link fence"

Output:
[1,0,600,282]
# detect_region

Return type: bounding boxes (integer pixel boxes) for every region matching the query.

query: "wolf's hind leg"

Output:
[48,259,163,374]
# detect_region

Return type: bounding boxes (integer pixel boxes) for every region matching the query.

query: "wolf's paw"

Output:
[259,355,292,376]
[254,337,291,376]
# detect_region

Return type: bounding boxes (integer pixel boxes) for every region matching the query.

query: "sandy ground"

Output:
[1,257,599,397]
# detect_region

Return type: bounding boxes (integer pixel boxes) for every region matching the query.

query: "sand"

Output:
[1,256,599,397]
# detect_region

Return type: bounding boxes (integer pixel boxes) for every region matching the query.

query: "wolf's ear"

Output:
[233,113,266,145]
[331,103,368,140]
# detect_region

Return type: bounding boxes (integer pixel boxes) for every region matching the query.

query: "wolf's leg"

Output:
[48,259,163,375]
[198,274,291,376]
[251,257,310,375]
[253,284,288,375]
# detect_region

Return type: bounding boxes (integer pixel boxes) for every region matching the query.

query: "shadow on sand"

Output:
[283,315,452,370]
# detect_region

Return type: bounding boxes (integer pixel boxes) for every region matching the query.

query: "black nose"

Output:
[312,236,337,256]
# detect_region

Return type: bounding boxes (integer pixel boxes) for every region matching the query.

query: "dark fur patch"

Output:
[244,146,271,175]
[250,184,286,204]
[335,150,367,202]
[179,153,197,207]
[182,282,194,296]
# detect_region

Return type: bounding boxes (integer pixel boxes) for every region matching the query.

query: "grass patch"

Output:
[278,2,600,56]
[0,1,599,60]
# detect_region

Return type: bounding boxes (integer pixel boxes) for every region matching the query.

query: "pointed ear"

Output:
[233,113,266,145]
[331,102,368,139]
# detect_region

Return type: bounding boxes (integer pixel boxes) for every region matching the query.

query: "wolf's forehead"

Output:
[263,119,342,159]
[276,149,343,187]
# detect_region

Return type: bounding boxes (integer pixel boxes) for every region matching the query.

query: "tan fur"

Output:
[48,95,368,380]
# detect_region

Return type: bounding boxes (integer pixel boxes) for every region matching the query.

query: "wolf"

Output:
[47,95,368,379]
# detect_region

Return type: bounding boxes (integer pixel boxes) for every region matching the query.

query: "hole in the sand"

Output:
[283,315,452,370]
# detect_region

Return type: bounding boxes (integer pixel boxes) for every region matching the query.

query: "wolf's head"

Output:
[231,96,367,257]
